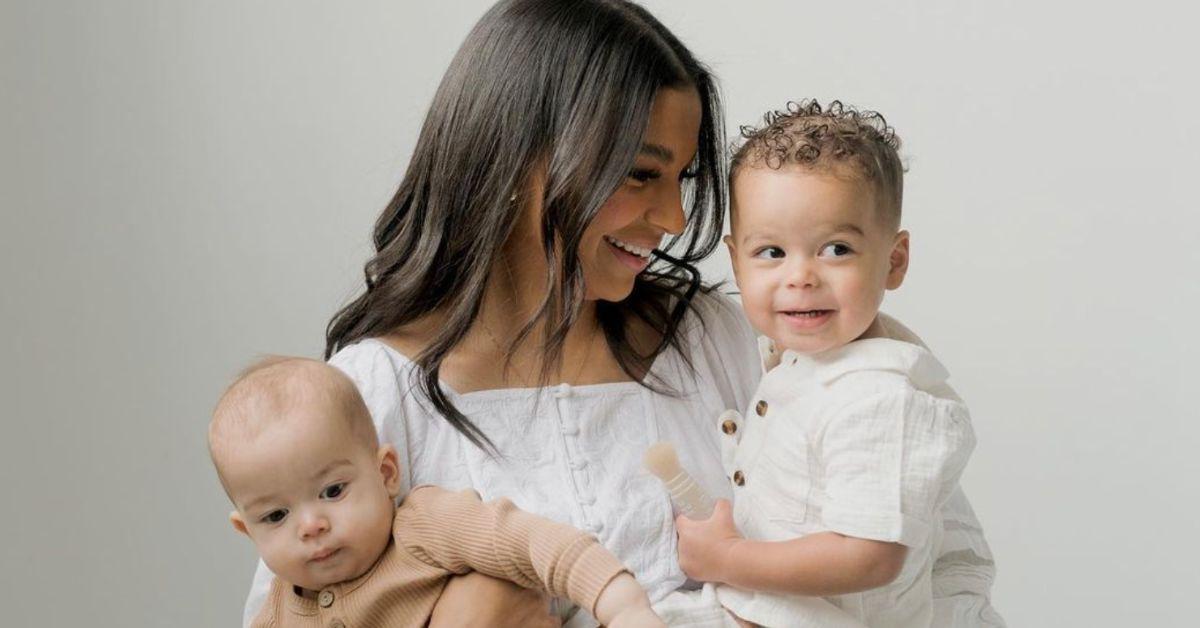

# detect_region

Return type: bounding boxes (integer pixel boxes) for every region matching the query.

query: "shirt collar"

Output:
[765,337,951,390]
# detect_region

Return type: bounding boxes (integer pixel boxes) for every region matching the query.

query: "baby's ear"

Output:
[886,230,910,290]
[377,444,402,499]
[229,511,249,537]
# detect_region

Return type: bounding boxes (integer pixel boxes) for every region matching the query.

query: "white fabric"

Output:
[242,291,762,627]
[715,328,987,628]
[242,301,1004,628]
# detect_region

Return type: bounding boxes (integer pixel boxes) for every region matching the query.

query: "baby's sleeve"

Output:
[816,389,976,549]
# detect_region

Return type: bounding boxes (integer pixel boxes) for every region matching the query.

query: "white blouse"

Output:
[243,291,763,626]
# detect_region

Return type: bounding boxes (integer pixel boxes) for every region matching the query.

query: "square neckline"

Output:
[361,337,673,401]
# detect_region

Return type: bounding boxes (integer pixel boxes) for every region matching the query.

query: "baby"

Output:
[675,101,1002,627]
[209,356,664,628]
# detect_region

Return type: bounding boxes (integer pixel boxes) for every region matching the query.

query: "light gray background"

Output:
[3,1,1197,626]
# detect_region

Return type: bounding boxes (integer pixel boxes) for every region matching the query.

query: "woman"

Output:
[247,1,758,625]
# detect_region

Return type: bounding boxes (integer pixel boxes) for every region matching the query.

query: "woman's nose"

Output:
[646,185,686,236]
[297,512,330,540]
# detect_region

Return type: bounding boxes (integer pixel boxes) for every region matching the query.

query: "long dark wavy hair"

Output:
[326,0,726,451]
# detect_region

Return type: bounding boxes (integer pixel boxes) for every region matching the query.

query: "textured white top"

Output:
[716,333,994,628]
[243,291,762,626]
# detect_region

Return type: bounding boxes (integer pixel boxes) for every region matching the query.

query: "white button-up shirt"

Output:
[718,335,979,628]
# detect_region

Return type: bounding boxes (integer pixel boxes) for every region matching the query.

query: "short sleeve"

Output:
[817,389,976,548]
[689,289,762,412]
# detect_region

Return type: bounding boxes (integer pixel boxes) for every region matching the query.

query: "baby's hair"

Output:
[208,356,378,496]
[730,99,906,228]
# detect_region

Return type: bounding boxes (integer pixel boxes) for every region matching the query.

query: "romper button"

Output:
[318,590,335,608]
[733,470,745,486]
[721,419,737,435]
[755,400,768,416]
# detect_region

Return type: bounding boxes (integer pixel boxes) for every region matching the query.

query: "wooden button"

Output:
[733,470,745,486]
[755,400,768,416]
[721,419,737,435]
[330,621,346,628]
[318,590,335,608]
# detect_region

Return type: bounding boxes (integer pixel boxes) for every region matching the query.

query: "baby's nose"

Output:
[298,514,330,539]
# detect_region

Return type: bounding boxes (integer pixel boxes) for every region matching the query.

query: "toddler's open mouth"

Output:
[780,309,834,329]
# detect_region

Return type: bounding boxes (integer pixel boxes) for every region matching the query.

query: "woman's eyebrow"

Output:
[639,143,674,163]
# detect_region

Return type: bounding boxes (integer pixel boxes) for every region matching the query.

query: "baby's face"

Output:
[728,166,908,355]
[224,408,399,591]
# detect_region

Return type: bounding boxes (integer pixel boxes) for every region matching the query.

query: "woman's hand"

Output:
[429,572,561,628]
[674,499,744,584]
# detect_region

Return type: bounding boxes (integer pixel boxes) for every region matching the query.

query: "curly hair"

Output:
[730,99,905,228]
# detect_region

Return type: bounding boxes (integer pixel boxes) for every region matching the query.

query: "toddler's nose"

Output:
[787,261,820,289]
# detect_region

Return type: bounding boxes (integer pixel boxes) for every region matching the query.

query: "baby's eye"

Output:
[818,242,853,258]
[260,509,288,524]
[320,483,347,500]
[752,246,785,260]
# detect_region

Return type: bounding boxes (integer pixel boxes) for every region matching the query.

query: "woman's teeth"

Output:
[605,236,652,259]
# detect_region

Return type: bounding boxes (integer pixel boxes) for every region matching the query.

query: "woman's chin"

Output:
[584,278,637,303]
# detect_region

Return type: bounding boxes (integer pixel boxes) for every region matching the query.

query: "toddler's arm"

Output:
[676,500,906,596]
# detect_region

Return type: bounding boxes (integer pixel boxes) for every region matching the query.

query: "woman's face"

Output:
[579,87,703,302]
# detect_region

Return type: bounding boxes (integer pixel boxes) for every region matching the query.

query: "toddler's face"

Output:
[727,166,908,355]
[224,408,399,591]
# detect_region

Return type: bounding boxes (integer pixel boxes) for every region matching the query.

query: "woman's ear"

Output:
[886,230,910,290]
[377,444,402,498]
[230,511,249,537]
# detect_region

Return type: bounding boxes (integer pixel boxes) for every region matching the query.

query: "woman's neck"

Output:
[385,264,634,393]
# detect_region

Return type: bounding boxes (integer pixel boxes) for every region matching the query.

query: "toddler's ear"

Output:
[886,230,910,290]
[229,511,249,537]
[377,444,402,498]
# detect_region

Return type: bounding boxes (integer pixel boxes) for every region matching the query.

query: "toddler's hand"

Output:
[675,498,743,583]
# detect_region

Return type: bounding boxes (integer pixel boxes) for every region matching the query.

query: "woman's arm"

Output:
[675,500,906,596]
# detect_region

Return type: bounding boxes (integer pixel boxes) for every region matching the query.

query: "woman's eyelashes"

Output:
[626,166,698,187]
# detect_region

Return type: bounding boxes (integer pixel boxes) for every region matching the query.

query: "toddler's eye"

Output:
[819,243,853,258]
[752,246,785,260]
[261,509,288,524]
[320,482,347,500]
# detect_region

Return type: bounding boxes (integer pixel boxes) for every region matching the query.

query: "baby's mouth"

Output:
[309,547,341,563]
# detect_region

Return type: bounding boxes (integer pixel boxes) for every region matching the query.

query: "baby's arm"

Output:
[398,486,662,625]
[676,500,906,596]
